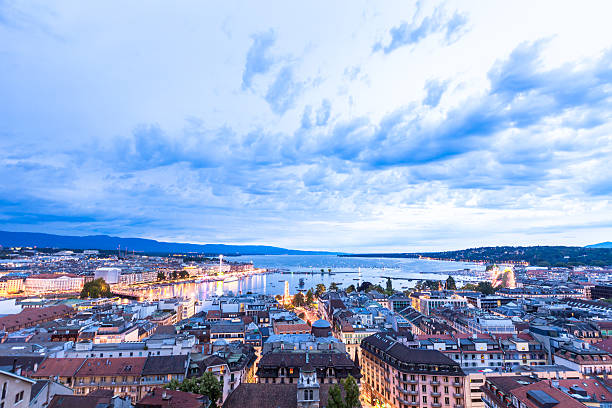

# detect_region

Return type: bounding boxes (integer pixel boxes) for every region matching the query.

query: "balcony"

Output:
[432,403,442,408]
[430,380,440,385]
[453,381,462,386]
[397,396,411,405]
[455,405,464,408]
[431,392,441,397]
[453,393,463,398]
[397,375,418,384]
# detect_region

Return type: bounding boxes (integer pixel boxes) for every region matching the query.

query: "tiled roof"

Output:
[594,338,612,353]
[0,305,74,331]
[274,324,310,334]
[223,383,334,408]
[511,381,587,408]
[75,357,147,377]
[33,358,86,378]
[137,387,210,408]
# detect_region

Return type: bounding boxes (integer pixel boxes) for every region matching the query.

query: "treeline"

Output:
[343,246,612,267]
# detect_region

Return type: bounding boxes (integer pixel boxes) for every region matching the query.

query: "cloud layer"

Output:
[0,1,611,251]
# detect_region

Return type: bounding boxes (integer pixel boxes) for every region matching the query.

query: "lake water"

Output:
[0,255,486,313]
[136,255,485,300]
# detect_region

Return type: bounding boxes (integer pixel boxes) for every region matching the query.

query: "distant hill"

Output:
[343,245,612,267]
[0,230,333,256]
[586,242,612,248]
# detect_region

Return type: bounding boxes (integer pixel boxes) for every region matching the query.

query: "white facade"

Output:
[25,274,85,294]
[95,267,121,284]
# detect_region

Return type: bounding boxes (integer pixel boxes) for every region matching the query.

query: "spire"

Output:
[303,351,314,373]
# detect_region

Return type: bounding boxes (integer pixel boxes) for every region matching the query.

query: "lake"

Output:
[137,255,485,300]
[0,255,486,313]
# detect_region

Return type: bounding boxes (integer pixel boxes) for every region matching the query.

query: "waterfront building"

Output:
[0,276,24,296]
[25,274,85,295]
[361,332,466,408]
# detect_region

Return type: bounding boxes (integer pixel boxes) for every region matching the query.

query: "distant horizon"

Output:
[0,229,609,254]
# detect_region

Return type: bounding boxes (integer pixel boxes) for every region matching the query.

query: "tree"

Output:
[165,372,223,408]
[476,281,496,295]
[292,292,306,307]
[386,278,393,294]
[80,278,111,299]
[446,276,457,290]
[357,281,372,292]
[179,270,189,279]
[157,272,165,281]
[329,282,339,292]
[343,375,361,408]
[346,284,356,294]
[315,283,326,297]
[305,289,314,305]
[414,280,423,291]
[368,284,386,294]
[171,271,178,280]
[327,384,345,408]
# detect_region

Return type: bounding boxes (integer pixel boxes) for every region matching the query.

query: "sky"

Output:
[1,1,612,252]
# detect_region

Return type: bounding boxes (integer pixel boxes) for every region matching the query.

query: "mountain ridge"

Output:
[0,230,334,256]
[586,242,612,248]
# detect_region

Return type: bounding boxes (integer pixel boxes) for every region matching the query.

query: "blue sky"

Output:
[1,1,611,252]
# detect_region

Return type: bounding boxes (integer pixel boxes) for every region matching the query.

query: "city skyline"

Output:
[1,1,612,252]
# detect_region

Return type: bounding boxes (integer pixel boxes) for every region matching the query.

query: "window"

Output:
[422,396,427,403]
[1,382,6,399]
[422,385,427,392]
[14,391,24,404]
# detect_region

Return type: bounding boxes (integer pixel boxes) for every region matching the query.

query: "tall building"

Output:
[361,332,466,408]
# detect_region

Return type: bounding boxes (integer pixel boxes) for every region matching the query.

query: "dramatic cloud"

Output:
[1,1,611,251]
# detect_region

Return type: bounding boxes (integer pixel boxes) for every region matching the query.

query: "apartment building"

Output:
[361,333,466,408]
[0,369,36,408]
[554,342,612,375]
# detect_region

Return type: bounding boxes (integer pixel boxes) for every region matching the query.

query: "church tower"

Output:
[297,353,320,408]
